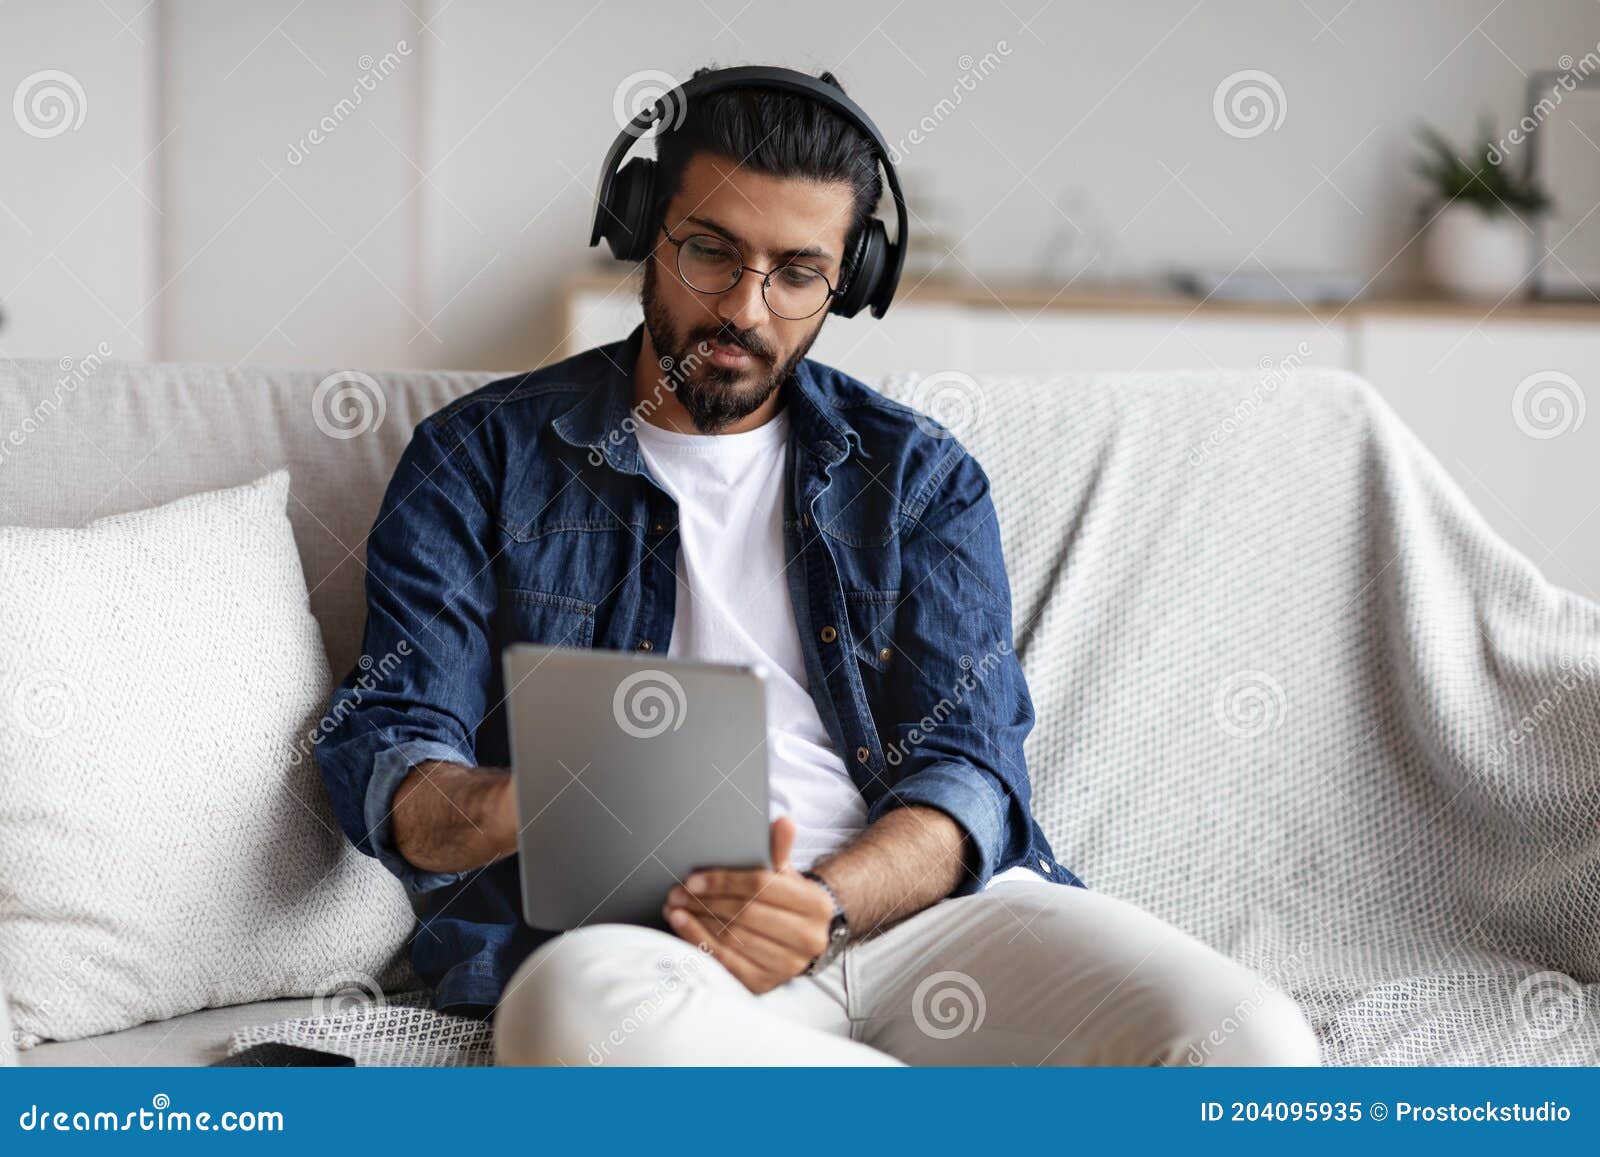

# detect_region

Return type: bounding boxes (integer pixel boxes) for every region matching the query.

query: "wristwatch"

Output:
[801,869,850,975]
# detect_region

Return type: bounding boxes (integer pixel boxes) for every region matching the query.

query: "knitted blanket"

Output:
[235,365,1600,1066]
[228,992,492,1067]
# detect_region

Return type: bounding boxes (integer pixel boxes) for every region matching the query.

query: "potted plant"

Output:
[1414,119,1551,300]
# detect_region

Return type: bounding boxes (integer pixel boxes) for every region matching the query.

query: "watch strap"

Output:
[801,869,850,975]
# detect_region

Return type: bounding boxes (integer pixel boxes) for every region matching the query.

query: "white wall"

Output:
[159,1,424,367]
[2,0,1598,370]
[0,0,158,364]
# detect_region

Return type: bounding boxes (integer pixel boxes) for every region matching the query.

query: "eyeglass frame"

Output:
[659,226,846,320]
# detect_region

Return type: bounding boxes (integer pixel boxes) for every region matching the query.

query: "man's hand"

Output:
[662,816,835,994]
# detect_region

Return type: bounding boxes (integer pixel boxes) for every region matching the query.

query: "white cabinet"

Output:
[958,310,1351,376]
[562,286,1350,379]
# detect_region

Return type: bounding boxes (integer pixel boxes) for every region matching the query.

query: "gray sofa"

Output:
[3,354,1596,1065]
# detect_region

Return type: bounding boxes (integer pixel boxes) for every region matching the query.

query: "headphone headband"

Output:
[588,65,908,319]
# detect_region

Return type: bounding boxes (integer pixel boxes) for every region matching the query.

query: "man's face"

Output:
[641,151,855,432]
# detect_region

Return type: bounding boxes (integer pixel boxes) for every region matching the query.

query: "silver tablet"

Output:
[502,643,772,931]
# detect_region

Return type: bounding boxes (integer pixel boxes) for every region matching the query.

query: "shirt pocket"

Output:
[501,588,597,650]
[844,588,899,674]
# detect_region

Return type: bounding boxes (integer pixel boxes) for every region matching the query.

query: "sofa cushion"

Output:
[0,357,496,679]
[18,998,322,1067]
[0,472,415,1047]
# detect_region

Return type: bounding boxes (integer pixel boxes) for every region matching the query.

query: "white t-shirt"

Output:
[634,409,1047,889]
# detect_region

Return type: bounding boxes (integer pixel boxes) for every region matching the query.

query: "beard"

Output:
[641,259,823,433]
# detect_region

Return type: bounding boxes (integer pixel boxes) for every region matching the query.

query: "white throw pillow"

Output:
[0,470,414,1045]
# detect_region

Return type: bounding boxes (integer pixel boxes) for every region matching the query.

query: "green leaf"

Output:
[1412,119,1552,218]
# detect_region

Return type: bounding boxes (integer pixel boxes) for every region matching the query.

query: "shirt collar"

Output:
[551,323,858,471]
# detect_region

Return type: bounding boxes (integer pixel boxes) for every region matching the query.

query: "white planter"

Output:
[1422,204,1533,300]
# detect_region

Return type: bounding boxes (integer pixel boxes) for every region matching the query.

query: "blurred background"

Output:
[2,0,1598,590]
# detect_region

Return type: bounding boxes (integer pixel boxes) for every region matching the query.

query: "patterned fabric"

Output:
[881,365,1599,1065]
[227,992,492,1068]
[229,365,1600,1065]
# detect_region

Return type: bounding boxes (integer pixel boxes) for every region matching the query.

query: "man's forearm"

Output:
[809,805,971,938]
[390,760,517,874]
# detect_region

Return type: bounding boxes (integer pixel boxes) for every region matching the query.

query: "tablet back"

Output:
[503,643,772,930]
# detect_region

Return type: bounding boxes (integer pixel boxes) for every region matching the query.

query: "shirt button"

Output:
[855,746,870,764]
[802,512,811,528]
[1038,857,1051,873]
[877,646,892,663]
[636,639,653,652]
[819,625,838,644]
[652,521,666,534]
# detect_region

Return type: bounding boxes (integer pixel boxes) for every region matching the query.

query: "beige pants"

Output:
[493,881,1321,1066]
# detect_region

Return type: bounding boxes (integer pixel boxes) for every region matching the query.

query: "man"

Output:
[316,66,1319,1066]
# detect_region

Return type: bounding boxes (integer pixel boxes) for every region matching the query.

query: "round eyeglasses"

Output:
[662,228,842,321]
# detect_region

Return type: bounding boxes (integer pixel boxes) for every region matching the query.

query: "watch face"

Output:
[807,906,850,974]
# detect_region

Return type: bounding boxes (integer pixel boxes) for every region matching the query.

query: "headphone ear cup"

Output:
[831,218,887,318]
[602,157,658,262]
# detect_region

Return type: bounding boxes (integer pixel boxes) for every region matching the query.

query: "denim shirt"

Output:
[315,323,1084,1012]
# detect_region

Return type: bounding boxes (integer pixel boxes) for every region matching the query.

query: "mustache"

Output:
[694,329,770,361]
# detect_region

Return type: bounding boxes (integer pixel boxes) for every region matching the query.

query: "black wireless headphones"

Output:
[588,65,909,320]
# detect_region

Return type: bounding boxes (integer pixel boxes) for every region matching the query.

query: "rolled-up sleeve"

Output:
[867,446,1037,894]
[314,414,500,895]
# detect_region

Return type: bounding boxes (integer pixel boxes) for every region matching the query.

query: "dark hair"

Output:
[651,66,883,289]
